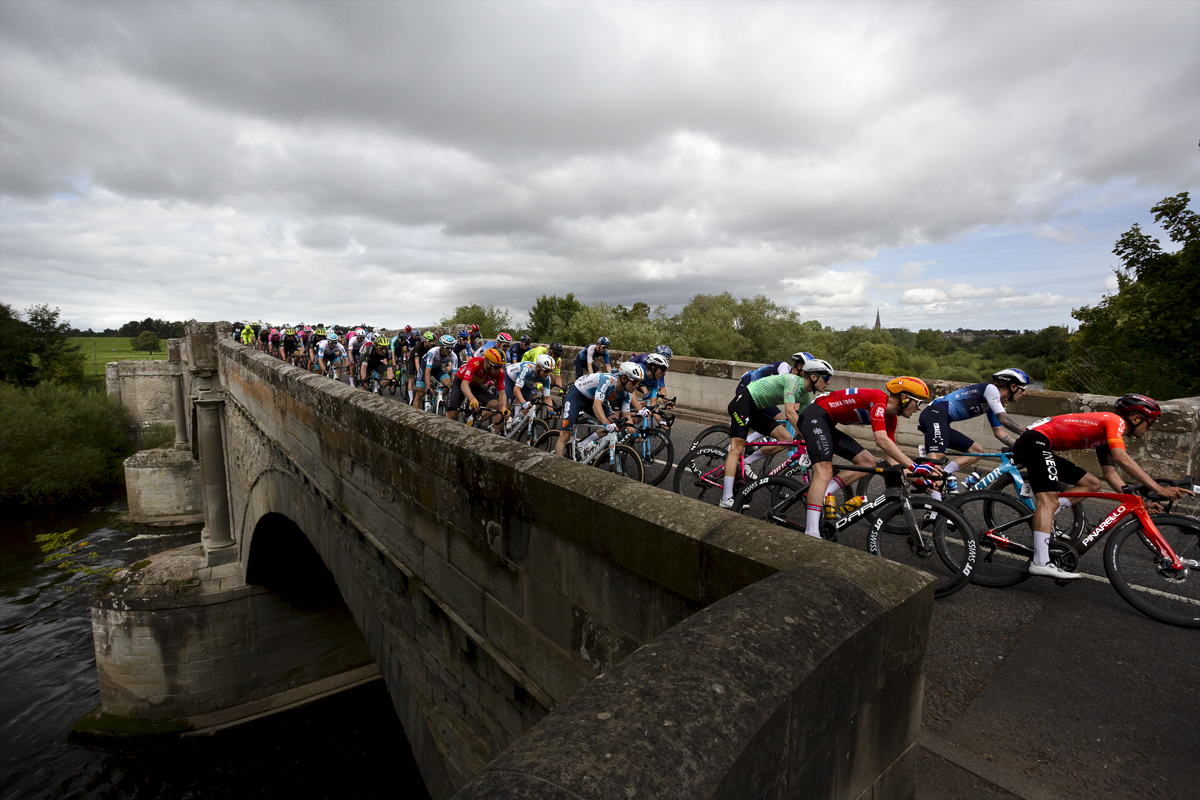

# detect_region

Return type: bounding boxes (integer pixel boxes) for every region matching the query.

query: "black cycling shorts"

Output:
[447,382,497,413]
[799,404,866,464]
[918,403,976,456]
[727,388,780,441]
[1010,430,1089,495]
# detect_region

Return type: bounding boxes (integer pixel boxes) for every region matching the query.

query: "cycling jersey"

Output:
[628,353,666,396]
[506,342,528,364]
[281,333,300,352]
[424,348,459,377]
[815,388,897,439]
[573,344,610,374]
[747,374,812,409]
[456,356,507,392]
[505,361,550,396]
[931,382,1004,426]
[1028,412,1127,453]
[522,347,562,377]
[572,371,631,405]
[317,341,347,362]
[740,361,790,383]
[361,343,390,371]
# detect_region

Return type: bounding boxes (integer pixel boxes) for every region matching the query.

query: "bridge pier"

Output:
[186,322,238,567]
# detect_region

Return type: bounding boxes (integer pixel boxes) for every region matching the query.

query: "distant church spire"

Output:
[874,309,881,332]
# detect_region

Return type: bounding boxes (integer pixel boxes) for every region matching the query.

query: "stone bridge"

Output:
[89,321,941,799]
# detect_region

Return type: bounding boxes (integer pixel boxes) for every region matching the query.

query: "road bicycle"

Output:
[672,435,817,507]
[534,421,644,482]
[732,466,978,599]
[503,403,549,446]
[620,399,676,487]
[939,479,1199,627]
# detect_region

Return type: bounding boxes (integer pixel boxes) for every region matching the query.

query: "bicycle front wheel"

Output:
[869,497,977,599]
[672,446,727,505]
[1105,514,1200,628]
[594,443,645,482]
[633,429,675,487]
[689,424,730,453]
[946,490,1034,588]
[732,475,810,534]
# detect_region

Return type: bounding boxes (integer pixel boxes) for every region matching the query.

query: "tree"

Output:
[1050,192,1200,399]
[0,303,37,386]
[527,294,583,342]
[440,304,513,337]
[131,330,162,353]
[24,304,86,385]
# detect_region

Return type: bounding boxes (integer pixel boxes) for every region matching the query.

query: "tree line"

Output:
[444,192,1198,401]
[68,317,188,339]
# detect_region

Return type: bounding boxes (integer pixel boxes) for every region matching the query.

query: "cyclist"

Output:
[1011,393,1191,579]
[316,332,348,381]
[507,334,532,364]
[309,327,327,373]
[240,323,256,347]
[573,336,611,380]
[555,361,646,458]
[409,332,438,408]
[421,334,460,411]
[505,354,555,419]
[522,341,565,405]
[800,376,934,538]
[358,335,394,392]
[628,349,671,418]
[257,324,270,352]
[919,368,1031,487]
[453,330,474,361]
[719,358,833,508]
[280,327,301,366]
[446,347,509,433]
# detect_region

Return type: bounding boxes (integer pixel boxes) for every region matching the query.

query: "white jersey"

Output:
[318,341,348,361]
[506,361,550,396]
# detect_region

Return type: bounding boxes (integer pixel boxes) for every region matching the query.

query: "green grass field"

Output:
[70,337,168,376]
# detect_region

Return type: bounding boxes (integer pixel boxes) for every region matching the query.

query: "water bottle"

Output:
[946,476,959,493]
[963,472,981,489]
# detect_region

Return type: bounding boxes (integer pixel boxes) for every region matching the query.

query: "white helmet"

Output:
[619,361,645,381]
[535,354,555,371]
[802,358,834,375]
[644,353,669,369]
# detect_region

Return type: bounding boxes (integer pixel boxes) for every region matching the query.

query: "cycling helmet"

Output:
[549,341,564,355]
[285,327,296,335]
[497,332,513,343]
[405,325,412,333]
[458,329,469,339]
[597,336,611,347]
[411,329,422,337]
[375,335,390,346]
[885,376,931,401]
[1114,393,1161,421]
[644,353,669,370]
[423,331,435,341]
[791,351,816,365]
[439,334,455,347]
[802,358,834,376]
[619,361,645,381]
[654,345,673,359]
[520,334,531,346]
[470,324,480,333]
[327,332,339,343]
[535,354,555,371]
[992,368,1031,386]
[483,348,505,366]
[314,327,326,336]
[356,328,366,338]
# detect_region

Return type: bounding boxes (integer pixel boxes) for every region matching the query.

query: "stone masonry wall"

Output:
[217,336,931,800]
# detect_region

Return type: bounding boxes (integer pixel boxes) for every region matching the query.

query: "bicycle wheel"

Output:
[945,490,1034,588]
[533,429,578,461]
[516,418,548,447]
[672,446,727,505]
[633,429,675,487]
[594,443,645,482]
[731,475,810,534]
[868,497,977,599]
[1105,514,1200,628]
[989,473,1088,539]
[689,424,729,453]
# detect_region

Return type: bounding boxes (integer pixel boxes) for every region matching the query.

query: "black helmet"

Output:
[549,341,564,355]
[520,334,531,346]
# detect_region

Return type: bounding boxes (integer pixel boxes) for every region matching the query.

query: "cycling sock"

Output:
[743,450,765,467]
[805,504,822,538]
[746,431,764,444]
[930,490,943,501]
[723,476,735,502]
[943,460,960,474]
[824,476,846,497]
[580,433,599,446]
[1033,530,1051,566]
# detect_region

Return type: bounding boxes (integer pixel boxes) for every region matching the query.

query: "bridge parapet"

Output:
[216,332,932,798]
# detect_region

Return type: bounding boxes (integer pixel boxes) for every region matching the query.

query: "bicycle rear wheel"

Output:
[594,443,645,482]
[1105,514,1200,628]
[868,497,977,599]
[672,446,727,505]
[731,475,810,534]
[689,424,729,453]
[533,429,578,461]
[946,490,1034,587]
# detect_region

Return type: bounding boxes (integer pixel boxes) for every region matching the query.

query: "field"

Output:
[69,337,169,376]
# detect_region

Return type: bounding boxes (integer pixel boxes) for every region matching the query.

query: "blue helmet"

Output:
[992,368,1031,386]
[458,329,469,339]
[597,336,611,347]
[411,329,421,338]
[655,345,673,359]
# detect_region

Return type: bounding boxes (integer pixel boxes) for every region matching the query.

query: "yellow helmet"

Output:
[885,376,930,401]
[483,348,505,366]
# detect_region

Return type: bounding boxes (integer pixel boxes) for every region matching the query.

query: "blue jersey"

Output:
[628,353,666,396]
[931,382,1004,426]
[573,371,631,404]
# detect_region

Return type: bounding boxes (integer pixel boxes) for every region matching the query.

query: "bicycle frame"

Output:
[951,451,1035,510]
[692,438,811,493]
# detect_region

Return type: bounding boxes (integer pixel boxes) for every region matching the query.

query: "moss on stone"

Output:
[70,705,194,741]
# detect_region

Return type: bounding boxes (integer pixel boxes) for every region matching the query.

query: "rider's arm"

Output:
[1110,448,1184,499]
[873,429,914,469]
[460,379,478,406]
[783,402,801,431]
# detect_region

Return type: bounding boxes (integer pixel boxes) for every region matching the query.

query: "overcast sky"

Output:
[1,0,1197,333]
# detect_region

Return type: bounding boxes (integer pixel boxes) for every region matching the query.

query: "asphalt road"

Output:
[368,384,1198,800]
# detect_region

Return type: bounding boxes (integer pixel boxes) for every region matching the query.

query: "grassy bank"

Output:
[70,337,169,377]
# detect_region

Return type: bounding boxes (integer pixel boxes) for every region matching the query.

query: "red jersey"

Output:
[815,388,897,439]
[455,356,506,392]
[1029,412,1127,453]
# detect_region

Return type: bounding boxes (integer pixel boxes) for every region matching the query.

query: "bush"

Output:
[0,383,134,505]
[140,424,175,450]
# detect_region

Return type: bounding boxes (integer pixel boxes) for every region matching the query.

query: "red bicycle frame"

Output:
[1060,491,1184,569]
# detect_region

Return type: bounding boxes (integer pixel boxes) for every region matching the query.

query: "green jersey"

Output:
[522,346,561,376]
[747,374,811,409]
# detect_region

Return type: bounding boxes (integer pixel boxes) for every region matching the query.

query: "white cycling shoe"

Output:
[718,497,735,509]
[1029,562,1081,580]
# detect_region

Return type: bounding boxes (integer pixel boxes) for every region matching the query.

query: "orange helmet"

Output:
[483,348,505,366]
[885,376,930,401]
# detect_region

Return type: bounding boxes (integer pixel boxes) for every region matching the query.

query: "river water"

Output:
[0,501,430,800]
